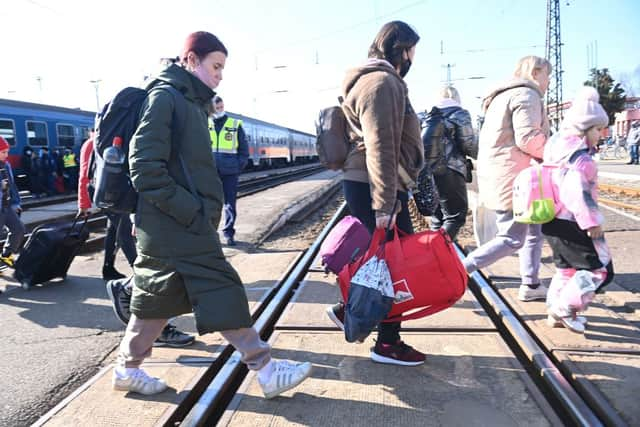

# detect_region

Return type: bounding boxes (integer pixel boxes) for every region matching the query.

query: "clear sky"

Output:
[2,0,639,133]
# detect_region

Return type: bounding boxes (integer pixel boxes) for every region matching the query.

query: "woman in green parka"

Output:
[113,31,311,398]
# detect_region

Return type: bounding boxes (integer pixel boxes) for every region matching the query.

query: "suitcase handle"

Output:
[65,213,90,239]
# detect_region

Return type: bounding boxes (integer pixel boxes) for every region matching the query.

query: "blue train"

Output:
[0,98,317,177]
[0,98,94,171]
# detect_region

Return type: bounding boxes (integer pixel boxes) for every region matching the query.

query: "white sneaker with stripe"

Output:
[258,360,312,399]
[112,368,168,395]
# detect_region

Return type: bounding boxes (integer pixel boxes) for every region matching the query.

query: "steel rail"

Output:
[598,183,640,197]
[456,244,625,426]
[598,197,640,212]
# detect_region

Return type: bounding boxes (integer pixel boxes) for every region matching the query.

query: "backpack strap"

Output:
[568,148,590,164]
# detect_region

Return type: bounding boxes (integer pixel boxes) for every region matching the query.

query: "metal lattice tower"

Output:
[545,0,563,130]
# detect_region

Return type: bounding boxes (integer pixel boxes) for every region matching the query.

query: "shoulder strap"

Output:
[568,148,590,165]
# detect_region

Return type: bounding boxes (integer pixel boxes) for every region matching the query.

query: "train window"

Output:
[57,124,75,147]
[26,121,48,146]
[79,126,91,141]
[0,119,16,146]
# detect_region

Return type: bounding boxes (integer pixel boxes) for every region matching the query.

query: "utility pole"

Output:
[90,79,101,111]
[442,63,456,86]
[35,76,43,102]
[545,0,564,131]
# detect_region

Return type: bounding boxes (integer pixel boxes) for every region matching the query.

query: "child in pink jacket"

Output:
[541,86,613,333]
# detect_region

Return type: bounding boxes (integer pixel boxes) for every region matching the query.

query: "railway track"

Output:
[108,202,617,426]
[598,183,640,213]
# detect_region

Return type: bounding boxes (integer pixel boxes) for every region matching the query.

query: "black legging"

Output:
[431,168,468,240]
[104,212,137,267]
[343,179,413,344]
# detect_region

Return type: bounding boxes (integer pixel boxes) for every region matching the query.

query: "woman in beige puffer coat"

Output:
[463,55,552,303]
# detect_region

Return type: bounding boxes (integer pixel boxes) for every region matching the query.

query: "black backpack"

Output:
[90,85,187,213]
[420,106,453,176]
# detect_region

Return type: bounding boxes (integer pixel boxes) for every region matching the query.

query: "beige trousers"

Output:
[117,314,271,370]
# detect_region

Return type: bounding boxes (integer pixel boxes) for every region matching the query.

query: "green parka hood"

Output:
[145,63,215,107]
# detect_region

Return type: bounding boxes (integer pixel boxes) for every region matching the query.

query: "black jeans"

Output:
[431,169,468,240]
[104,212,137,267]
[343,180,413,344]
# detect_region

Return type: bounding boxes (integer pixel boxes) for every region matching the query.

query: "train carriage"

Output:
[233,113,317,169]
[0,98,94,171]
[0,98,317,181]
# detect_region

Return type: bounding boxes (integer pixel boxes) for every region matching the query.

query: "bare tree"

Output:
[618,65,640,98]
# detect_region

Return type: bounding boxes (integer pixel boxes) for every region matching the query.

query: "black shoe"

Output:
[103,266,126,281]
[226,237,236,246]
[106,277,132,326]
[153,324,195,347]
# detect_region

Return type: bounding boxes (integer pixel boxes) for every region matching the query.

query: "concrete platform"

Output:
[21,200,77,226]
[27,249,300,426]
[553,351,640,426]
[42,364,206,427]
[18,169,329,426]
[277,272,495,331]
[232,170,340,245]
[221,331,561,427]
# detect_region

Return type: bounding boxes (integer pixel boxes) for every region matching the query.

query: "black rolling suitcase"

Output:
[14,216,90,289]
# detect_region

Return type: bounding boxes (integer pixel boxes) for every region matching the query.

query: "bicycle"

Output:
[599,137,628,160]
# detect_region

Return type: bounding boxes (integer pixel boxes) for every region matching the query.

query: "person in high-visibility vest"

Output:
[63,149,79,191]
[209,96,249,246]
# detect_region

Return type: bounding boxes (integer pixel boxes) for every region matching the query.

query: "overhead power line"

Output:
[256,0,429,55]
[444,44,544,55]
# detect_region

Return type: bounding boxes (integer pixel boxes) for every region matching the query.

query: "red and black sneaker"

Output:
[371,340,426,366]
[326,302,345,330]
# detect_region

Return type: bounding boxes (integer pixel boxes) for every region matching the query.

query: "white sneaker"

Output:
[112,368,168,395]
[258,360,312,399]
[547,314,587,328]
[547,311,586,334]
[518,284,548,301]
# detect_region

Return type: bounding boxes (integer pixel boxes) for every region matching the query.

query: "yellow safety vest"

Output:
[209,117,243,154]
[63,153,77,168]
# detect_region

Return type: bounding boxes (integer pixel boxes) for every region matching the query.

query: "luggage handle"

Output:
[65,213,90,239]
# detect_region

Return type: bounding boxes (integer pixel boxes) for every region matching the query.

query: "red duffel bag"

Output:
[338,226,468,322]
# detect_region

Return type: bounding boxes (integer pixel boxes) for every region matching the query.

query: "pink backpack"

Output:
[319,216,370,274]
[513,162,561,224]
